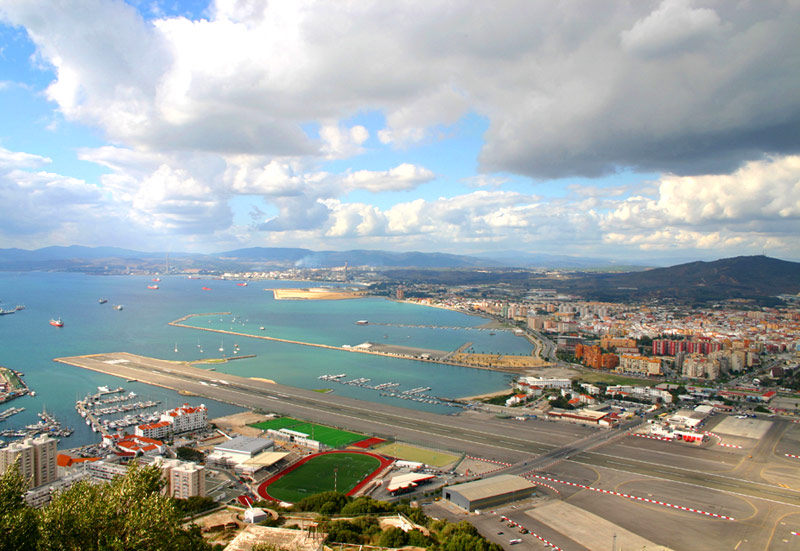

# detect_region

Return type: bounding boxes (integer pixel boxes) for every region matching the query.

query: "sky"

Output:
[0,0,798,264]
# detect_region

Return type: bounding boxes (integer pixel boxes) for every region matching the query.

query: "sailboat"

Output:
[219,342,224,353]
[174,343,178,353]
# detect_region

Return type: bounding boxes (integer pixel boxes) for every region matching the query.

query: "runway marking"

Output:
[500,517,565,550]
[526,474,736,521]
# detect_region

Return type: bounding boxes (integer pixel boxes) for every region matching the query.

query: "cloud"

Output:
[342,163,434,193]
[0,146,51,169]
[2,1,796,180]
[620,0,723,58]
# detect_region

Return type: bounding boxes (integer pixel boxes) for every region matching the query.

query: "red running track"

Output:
[257,450,393,502]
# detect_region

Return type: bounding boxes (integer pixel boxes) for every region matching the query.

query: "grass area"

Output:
[575,370,659,387]
[372,442,460,467]
[312,388,332,393]
[249,417,364,448]
[482,392,515,405]
[0,367,24,390]
[267,453,380,503]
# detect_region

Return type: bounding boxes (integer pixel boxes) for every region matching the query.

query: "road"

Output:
[56,352,800,510]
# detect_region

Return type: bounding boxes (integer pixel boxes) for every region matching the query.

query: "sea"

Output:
[0,272,526,449]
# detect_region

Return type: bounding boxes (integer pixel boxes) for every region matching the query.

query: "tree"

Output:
[0,462,38,551]
[37,463,211,551]
[340,496,391,516]
[176,447,205,463]
[292,491,350,514]
[378,526,408,548]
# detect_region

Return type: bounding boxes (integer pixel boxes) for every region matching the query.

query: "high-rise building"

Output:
[0,435,57,489]
[169,462,205,499]
[396,287,405,300]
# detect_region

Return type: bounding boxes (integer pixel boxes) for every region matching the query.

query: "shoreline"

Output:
[168,313,525,374]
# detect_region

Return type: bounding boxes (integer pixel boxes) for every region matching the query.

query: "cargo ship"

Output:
[147,284,159,290]
[98,298,108,304]
[50,318,64,327]
[237,282,248,286]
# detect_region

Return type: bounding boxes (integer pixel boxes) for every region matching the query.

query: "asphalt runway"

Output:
[57,352,800,551]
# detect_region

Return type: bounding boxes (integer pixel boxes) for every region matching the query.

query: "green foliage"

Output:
[0,462,38,551]
[407,528,434,547]
[378,526,408,548]
[339,496,392,516]
[176,447,205,462]
[431,519,502,551]
[36,463,211,551]
[292,491,351,515]
[174,495,217,516]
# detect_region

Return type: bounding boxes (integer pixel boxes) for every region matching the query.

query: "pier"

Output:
[167,313,530,373]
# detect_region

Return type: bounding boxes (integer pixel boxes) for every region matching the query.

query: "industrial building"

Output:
[441,474,536,511]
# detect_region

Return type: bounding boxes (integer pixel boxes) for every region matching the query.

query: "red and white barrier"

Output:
[786,453,800,459]
[504,519,565,550]
[704,431,743,449]
[633,433,674,442]
[527,474,735,521]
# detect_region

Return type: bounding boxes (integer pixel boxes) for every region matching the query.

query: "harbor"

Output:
[0,408,73,440]
[75,386,161,435]
[317,373,467,409]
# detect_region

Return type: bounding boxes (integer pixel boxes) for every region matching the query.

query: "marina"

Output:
[75,386,161,435]
[0,408,73,440]
[317,373,466,409]
[0,406,24,421]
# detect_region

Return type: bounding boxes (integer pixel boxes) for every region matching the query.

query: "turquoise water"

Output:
[0,273,520,448]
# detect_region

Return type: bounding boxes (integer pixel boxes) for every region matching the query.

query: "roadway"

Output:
[56,352,800,510]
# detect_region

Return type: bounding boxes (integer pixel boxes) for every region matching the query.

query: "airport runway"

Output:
[56,352,800,512]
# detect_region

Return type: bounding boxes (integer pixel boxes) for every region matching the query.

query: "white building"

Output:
[518,376,572,389]
[160,403,208,434]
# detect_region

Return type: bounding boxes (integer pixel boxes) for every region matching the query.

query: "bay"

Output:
[0,273,520,448]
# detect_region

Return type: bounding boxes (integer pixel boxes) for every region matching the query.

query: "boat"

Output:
[219,342,224,352]
[113,304,124,310]
[237,282,248,286]
[98,299,108,304]
[174,343,178,353]
[50,318,64,327]
[259,326,265,331]
[355,320,369,325]
[147,284,159,290]
[14,305,25,311]
[152,277,161,282]
[202,286,211,291]
[0,308,15,315]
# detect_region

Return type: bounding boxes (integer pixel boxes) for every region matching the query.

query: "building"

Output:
[160,403,208,434]
[135,420,172,439]
[211,436,274,464]
[170,461,205,499]
[442,474,536,512]
[618,355,663,376]
[0,435,57,489]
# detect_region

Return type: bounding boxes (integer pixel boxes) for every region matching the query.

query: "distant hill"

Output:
[578,255,800,302]
[471,250,650,270]
[384,255,800,303]
[215,247,494,268]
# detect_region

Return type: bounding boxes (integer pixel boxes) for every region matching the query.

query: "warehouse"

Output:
[441,474,536,511]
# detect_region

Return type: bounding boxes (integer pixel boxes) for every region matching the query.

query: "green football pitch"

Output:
[265,453,381,503]
[249,417,365,448]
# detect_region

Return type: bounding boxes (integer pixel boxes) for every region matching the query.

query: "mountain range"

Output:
[0,245,638,271]
[0,246,797,303]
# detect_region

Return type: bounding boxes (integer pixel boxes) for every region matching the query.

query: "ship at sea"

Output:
[50,318,64,327]
[113,304,124,310]
[98,298,108,304]
[147,284,159,290]
[237,282,248,286]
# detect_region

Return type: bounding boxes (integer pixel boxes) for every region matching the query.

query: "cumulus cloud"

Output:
[2,0,796,178]
[0,146,51,169]
[342,163,434,193]
[621,0,723,58]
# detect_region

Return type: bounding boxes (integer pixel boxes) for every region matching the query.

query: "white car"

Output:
[509,539,523,545]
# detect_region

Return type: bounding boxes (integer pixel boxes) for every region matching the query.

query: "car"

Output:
[497,531,504,535]
[509,539,523,545]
